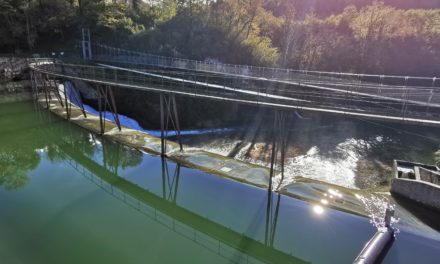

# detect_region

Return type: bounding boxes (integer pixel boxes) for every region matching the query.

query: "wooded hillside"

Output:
[1,0,439,76]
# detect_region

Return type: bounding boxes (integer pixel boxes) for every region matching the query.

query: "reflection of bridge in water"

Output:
[55,132,308,264]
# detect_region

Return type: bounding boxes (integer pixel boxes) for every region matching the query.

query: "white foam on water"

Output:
[357,194,400,235]
[279,138,370,189]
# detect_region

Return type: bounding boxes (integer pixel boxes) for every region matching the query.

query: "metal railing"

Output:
[93,43,439,89]
[30,60,440,125]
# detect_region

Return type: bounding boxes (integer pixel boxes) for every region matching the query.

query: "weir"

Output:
[28,56,440,191]
[46,117,309,264]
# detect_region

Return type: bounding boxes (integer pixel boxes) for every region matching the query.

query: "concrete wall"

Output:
[391,178,440,210]
[418,167,440,185]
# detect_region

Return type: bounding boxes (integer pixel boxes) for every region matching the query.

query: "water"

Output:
[65,81,440,190]
[1,101,440,264]
[181,113,440,190]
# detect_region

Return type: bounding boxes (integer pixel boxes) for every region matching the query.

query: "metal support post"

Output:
[161,157,181,203]
[96,85,121,134]
[269,109,288,191]
[40,73,50,109]
[63,80,71,120]
[159,93,183,157]
[265,191,281,247]
[107,86,121,131]
[160,93,165,156]
[30,71,38,100]
[69,81,87,118]
[53,80,64,108]
[97,85,105,134]
[426,77,436,115]
[82,28,92,60]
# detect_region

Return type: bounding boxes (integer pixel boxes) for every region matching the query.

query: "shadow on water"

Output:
[2,101,440,264]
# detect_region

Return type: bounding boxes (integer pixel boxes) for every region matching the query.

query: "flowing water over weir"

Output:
[171,113,440,190]
[1,98,440,263]
[65,80,440,190]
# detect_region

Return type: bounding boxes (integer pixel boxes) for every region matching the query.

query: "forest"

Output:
[1,0,439,76]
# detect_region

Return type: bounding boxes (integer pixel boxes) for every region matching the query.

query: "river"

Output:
[0,101,439,264]
[179,110,440,190]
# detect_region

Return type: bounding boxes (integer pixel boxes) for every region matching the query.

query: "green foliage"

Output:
[0,0,439,74]
[101,3,144,34]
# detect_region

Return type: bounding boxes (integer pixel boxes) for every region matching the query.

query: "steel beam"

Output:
[269,109,288,190]
[159,93,183,156]
[265,191,281,248]
[161,157,181,203]
[68,81,87,118]
[96,85,121,134]
[97,85,105,134]
[63,79,71,120]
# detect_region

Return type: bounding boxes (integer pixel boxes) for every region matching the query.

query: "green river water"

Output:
[0,101,439,264]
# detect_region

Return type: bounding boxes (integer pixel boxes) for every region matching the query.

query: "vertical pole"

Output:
[82,28,92,60]
[55,81,64,108]
[161,157,167,199]
[98,85,104,134]
[171,95,183,152]
[269,110,288,191]
[30,71,37,100]
[63,80,70,120]
[160,93,166,156]
[426,77,436,115]
[108,86,121,131]
[269,111,278,191]
[42,74,50,109]
[270,194,281,247]
[265,190,281,247]
[279,111,286,188]
[71,81,87,118]
[173,164,180,204]
[32,71,40,99]
[265,190,272,246]
[401,77,409,117]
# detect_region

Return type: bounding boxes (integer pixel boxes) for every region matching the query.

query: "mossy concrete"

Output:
[38,94,273,189]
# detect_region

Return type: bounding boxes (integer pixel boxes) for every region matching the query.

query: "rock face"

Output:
[0,57,29,82]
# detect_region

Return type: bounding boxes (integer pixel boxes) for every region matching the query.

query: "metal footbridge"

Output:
[30,43,440,126]
[28,39,440,191]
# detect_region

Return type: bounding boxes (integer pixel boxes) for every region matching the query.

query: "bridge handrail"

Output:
[30,61,440,126]
[93,43,439,83]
